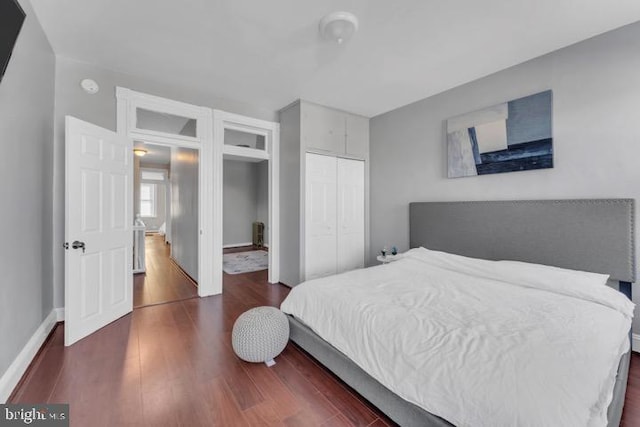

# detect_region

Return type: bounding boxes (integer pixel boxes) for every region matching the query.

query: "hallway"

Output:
[134,234,198,308]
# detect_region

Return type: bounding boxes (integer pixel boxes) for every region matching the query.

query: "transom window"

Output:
[141,170,165,181]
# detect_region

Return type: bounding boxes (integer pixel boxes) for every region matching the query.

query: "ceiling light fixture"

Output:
[319,11,359,44]
[80,78,99,94]
[133,148,147,157]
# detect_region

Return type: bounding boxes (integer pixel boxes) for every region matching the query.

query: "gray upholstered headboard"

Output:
[409,200,635,287]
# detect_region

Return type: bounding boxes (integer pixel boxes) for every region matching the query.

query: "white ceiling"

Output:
[31,0,640,117]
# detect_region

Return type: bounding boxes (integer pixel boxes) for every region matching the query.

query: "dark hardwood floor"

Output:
[10,265,393,426]
[9,258,640,426]
[134,234,198,308]
[623,352,640,426]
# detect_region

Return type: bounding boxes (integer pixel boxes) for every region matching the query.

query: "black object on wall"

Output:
[0,0,26,83]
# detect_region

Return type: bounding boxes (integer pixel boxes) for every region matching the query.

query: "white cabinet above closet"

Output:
[302,102,345,154]
[345,113,369,158]
[301,101,369,158]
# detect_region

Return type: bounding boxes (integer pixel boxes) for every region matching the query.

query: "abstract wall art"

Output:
[447,90,553,178]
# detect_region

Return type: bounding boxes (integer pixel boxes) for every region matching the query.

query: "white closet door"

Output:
[337,158,365,273]
[305,153,337,280]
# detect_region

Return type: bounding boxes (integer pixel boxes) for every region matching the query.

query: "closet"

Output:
[305,153,365,280]
[279,100,369,286]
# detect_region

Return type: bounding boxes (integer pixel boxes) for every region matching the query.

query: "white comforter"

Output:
[280,248,634,427]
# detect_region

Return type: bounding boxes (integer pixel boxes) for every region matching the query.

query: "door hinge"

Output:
[63,242,69,250]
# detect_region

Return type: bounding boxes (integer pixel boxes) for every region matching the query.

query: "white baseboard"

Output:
[633,333,640,353]
[55,308,65,322]
[223,242,253,249]
[0,309,60,403]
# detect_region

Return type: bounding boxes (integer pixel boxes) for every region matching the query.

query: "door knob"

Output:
[72,240,86,253]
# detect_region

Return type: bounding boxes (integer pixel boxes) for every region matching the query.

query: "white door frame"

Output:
[116,88,280,295]
[116,87,216,296]
[215,110,280,284]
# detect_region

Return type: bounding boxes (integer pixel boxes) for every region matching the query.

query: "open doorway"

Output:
[133,142,199,308]
[215,113,280,288]
[222,152,269,283]
[118,88,280,299]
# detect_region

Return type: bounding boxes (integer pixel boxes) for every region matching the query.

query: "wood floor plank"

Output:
[10,327,64,403]
[622,352,640,426]
[142,383,180,427]
[281,346,377,426]
[242,401,285,426]
[223,360,265,410]
[320,413,357,427]
[241,359,301,419]
[171,379,217,426]
[366,419,392,427]
[283,406,337,427]
[200,376,250,427]
[272,356,339,424]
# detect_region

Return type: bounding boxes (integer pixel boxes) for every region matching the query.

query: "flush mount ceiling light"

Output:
[319,11,359,44]
[80,78,99,94]
[133,148,147,157]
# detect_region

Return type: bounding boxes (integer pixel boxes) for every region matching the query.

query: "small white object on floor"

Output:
[265,359,276,367]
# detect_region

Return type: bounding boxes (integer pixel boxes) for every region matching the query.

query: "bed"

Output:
[281,199,635,427]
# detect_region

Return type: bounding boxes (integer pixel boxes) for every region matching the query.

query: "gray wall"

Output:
[223,160,258,245]
[136,109,193,136]
[0,0,55,386]
[51,56,278,308]
[370,22,640,330]
[256,161,269,245]
[278,104,301,286]
[225,129,264,149]
[222,160,269,247]
[170,148,199,280]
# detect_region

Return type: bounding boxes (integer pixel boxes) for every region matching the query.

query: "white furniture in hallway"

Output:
[133,221,146,274]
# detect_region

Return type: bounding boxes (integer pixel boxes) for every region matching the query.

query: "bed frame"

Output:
[288,199,635,427]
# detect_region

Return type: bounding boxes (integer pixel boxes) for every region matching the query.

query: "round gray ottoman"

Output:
[232,306,289,366]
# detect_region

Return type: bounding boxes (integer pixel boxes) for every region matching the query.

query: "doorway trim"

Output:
[116,87,217,296]
[215,110,280,284]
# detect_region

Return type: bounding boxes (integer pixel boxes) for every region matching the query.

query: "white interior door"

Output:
[65,116,133,346]
[305,153,337,280]
[337,158,365,273]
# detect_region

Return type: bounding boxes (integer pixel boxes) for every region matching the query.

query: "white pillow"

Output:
[406,246,609,287]
[404,247,636,317]
[498,259,610,288]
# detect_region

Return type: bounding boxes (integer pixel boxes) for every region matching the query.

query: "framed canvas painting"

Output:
[447,90,553,178]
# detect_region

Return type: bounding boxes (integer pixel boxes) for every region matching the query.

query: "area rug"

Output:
[223,250,268,274]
